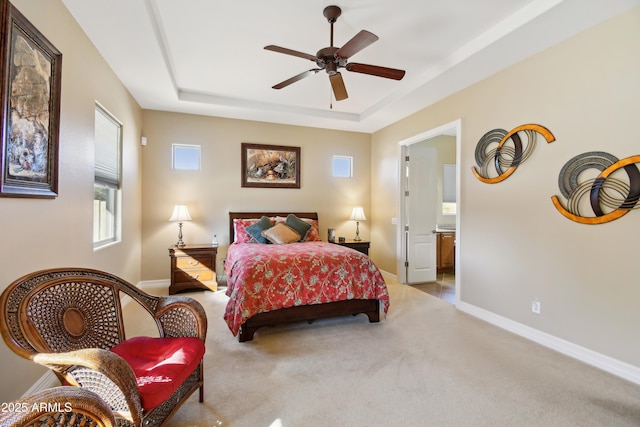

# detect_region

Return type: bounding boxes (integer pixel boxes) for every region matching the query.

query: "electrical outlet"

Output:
[531,299,541,314]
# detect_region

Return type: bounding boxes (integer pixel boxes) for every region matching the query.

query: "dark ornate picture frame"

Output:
[0,2,62,198]
[241,143,300,189]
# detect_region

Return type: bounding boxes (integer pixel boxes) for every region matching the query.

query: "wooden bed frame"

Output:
[228,212,381,342]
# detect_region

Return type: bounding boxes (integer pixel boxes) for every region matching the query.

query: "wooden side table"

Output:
[331,240,370,256]
[168,244,217,294]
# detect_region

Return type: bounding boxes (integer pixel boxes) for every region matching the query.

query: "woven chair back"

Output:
[0,268,156,359]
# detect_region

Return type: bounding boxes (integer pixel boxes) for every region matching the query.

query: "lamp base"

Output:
[176,222,186,248]
[354,221,362,241]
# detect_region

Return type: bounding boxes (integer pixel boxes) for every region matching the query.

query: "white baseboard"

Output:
[118,280,170,307]
[138,279,170,290]
[457,300,640,385]
[137,278,227,291]
[379,269,397,284]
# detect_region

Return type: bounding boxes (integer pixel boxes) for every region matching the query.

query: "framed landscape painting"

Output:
[241,143,300,189]
[0,3,62,198]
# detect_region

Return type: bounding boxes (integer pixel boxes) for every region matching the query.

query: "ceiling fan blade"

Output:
[335,30,379,59]
[346,63,406,80]
[264,45,317,62]
[272,69,319,89]
[329,73,348,101]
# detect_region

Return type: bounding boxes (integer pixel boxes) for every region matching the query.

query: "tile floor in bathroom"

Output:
[410,271,455,304]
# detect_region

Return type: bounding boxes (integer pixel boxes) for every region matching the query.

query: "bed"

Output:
[224,212,390,341]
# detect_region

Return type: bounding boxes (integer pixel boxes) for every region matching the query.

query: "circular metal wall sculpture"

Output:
[551,152,640,224]
[472,124,556,184]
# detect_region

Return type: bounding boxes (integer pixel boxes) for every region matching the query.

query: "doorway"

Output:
[397,119,461,304]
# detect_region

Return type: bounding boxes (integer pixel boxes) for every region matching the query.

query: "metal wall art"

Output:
[472,124,555,184]
[551,152,640,224]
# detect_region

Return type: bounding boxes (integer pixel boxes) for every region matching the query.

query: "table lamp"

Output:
[169,205,192,247]
[349,206,366,241]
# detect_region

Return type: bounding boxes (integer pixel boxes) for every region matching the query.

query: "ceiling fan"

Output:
[264,5,406,102]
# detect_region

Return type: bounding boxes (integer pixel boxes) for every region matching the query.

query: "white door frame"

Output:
[396,119,462,302]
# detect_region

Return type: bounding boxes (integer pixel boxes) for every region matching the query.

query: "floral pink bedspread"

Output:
[224,241,390,336]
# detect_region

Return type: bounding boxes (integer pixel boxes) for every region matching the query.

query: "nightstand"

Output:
[331,240,370,255]
[168,244,217,294]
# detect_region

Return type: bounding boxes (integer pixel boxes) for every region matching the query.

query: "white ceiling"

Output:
[61,0,639,133]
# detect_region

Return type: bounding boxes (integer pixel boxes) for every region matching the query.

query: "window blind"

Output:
[94,106,121,188]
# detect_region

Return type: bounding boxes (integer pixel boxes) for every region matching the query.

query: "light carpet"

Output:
[129,282,640,427]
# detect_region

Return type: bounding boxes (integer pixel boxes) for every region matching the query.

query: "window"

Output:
[172,144,201,170]
[93,104,122,247]
[332,155,353,177]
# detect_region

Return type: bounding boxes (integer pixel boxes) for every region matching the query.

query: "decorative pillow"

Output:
[110,336,205,411]
[286,214,312,241]
[245,216,274,244]
[233,218,260,243]
[273,216,321,241]
[302,219,321,241]
[261,222,301,244]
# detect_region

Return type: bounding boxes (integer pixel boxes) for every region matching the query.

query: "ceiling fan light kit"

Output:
[265,5,406,102]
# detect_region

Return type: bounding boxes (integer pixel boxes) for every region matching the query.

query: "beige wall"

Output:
[0,0,143,401]
[371,7,640,367]
[140,111,371,281]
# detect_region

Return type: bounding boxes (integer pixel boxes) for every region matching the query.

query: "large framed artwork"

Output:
[241,143,300,189]
[0,2,62,198]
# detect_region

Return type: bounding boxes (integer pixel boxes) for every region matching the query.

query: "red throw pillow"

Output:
[111,336,205,411]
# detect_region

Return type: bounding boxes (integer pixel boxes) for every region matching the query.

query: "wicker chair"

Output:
[0,386,116,427]
[0,268,208,427]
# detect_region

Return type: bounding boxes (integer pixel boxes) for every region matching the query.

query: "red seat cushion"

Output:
[110,336,205,411]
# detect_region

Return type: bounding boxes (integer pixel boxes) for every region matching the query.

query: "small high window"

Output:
[332,155,353,178]
[172,144,201,170]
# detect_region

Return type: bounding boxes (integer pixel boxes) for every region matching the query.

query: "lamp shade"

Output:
[349,206,366,221]
[169,205,192,222]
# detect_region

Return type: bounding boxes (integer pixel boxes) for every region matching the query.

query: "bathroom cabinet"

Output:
[436,232,455,272]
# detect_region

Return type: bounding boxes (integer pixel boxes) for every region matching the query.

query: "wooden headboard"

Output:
[229,212,319,243]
